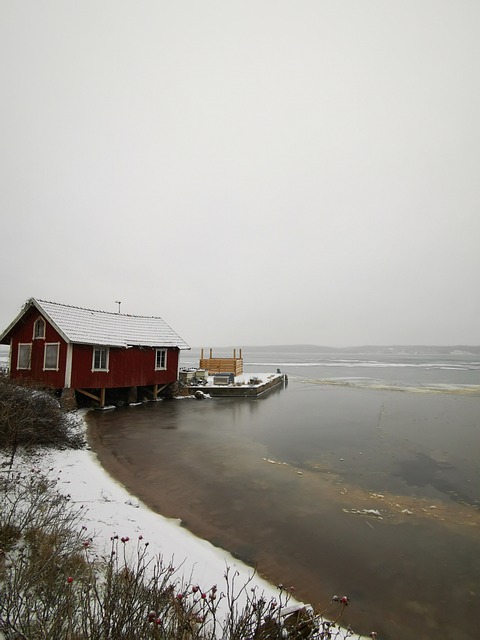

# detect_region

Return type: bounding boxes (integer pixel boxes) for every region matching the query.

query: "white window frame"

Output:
[155,348,167,371]
[17,343,32,370]
[43,342,60,371]
[33,317,46,339]
[92,347,109,372]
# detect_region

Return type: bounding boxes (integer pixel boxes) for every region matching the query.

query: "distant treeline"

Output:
[192,345,480,356]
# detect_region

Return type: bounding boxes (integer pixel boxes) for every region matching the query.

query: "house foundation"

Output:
[60,387,77,411]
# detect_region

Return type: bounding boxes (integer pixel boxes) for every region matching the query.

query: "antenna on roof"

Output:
[115,301,122,314]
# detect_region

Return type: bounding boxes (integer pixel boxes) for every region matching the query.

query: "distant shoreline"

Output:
[187,344,480,355]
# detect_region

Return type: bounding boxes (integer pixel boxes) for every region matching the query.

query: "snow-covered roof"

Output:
[1,299,190,350]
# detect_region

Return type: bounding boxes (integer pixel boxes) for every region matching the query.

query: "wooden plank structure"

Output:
[199,348,243,376]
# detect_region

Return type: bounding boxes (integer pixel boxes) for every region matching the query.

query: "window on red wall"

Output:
[17,343,32,370]
[34,317,46,339]
[44,343,60,370]
[92,347,109,371]
[155,348,167,370]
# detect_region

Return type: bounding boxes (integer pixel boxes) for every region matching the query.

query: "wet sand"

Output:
[86,386,480,640]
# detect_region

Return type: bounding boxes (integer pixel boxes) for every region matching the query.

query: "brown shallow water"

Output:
[87,382,480,640]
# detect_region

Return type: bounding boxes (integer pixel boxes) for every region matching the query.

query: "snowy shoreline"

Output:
[38,443,282,604]
[1,408,370,639]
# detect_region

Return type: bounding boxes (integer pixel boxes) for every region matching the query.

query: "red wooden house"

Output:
[0,298,189,407]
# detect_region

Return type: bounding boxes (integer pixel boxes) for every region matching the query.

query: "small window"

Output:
[34,317,46,339]
[17,343,32,370]
[44,343,60,370]
[93,347,109,371]
[155,348,167,370]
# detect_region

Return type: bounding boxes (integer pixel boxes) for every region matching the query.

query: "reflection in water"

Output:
[394,452,478,507]
[88,380,480,640]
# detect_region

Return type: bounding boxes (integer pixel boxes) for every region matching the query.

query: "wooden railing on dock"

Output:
[199,348,243,375]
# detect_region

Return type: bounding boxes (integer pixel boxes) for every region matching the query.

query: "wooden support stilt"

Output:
[76,388,101,403]
[153,384,168,400]
[100,388,106,408]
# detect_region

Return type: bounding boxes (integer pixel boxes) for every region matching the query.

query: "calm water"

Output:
[89,349,480,640]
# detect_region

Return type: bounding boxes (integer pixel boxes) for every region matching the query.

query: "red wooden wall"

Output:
[7,307,67,389]
[70,344,179,389]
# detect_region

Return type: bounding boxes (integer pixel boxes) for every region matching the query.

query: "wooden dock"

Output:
[186,372,287,398]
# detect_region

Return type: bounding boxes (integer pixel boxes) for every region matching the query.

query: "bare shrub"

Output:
[0,468,368,639]
[0,468,87,638]
[0,375,84,468]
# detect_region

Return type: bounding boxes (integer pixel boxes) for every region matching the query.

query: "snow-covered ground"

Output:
[40,442,281,604]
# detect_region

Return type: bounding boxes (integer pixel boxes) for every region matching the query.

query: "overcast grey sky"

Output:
[1,1,479,347]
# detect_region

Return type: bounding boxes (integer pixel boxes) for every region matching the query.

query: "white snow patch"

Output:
[41,445,280,603]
